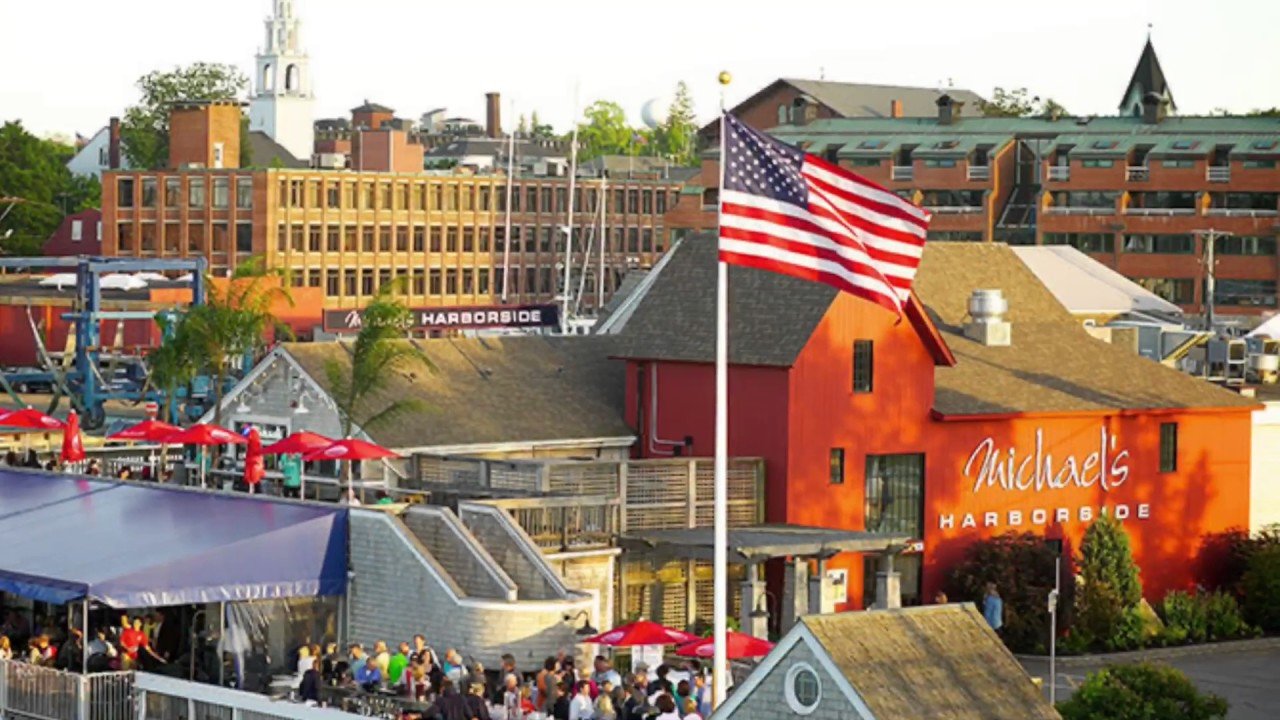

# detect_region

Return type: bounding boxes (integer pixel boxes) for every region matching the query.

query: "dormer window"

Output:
[935,140,960,149]
[1170,140,1199,150]
[857,140,885,150]
[1251,140,1278,151]
[1091,140,1118,150]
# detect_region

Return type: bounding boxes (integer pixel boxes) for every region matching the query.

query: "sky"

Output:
[3,0,1279,140]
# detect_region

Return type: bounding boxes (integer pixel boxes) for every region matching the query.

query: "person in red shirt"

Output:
[119,618,146,665]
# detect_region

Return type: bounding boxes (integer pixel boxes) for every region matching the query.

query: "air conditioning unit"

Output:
[313,153,346,170]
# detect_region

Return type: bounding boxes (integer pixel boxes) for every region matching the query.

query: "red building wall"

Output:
[43,209,102,257]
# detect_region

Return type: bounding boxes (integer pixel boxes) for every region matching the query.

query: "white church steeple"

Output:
[248,0,314,162]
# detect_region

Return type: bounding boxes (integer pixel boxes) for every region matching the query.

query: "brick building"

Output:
[102,102,713,318]
[748,42,1280,317]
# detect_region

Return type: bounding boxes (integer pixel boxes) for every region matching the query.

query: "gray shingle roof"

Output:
[245,131,306,169]
[783,78,985,118]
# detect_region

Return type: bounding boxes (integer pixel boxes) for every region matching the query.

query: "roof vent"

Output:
[964,289,1011,347]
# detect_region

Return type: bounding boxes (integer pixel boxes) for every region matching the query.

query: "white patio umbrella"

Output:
[38,273,78,290]
[135,272,169,283]
[99,273,149,291]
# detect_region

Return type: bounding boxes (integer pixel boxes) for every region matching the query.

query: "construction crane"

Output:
[0,256,207,429]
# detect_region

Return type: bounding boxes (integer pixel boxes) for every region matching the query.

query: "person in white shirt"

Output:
[568,680,595,720]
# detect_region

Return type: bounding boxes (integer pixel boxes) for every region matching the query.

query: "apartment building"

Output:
[101,102,708,315]
[762,42,1280,316]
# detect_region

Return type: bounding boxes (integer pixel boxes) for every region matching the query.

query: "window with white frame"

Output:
[785,663,822,715]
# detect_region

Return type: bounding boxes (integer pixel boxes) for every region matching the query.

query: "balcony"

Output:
[1046,166,1070,182]
[966,166,991,181]
[891,165,914,181]
[1207,166,1232,183]
[927,206,984,214]
[1044,206,1114,216]
[1126,166,1150,182]
[1205,207,1279,218]
[1124,207,1198,216]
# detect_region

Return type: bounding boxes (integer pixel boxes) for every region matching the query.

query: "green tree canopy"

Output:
[0,121,100,255]
[1057,662,1228,720]
[527,111,555,140]
[978,87,1070,118]
[656,81,699,166]
[573,101,636,161]
[121,62,249,169]
[1081,513,1143,606]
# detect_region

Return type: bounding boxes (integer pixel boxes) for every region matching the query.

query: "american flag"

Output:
[718,113,930,314]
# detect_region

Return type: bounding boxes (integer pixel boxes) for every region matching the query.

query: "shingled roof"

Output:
[615,236,1255,415]
[782,79,985,119]
[284,336,632,450]
[802,605,1059,720]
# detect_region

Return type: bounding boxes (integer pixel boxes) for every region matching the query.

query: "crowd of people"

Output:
[0,609,178,674]
[298,636,715,720]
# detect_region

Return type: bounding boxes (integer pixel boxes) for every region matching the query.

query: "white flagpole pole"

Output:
[712,70,732,711]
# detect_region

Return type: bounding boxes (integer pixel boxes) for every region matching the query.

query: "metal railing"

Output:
[891,165,914,181]
[925,206,984,214]
[965,166,990,181]
[1123,207,1197,216]
[1205,208,1279,217]
[134,672,366,720]
[489,495,621,551]
[1207,166,1231,182]
[1046,166,1070,181]
[1043,206,1113,216]
[1126,166,1150,181]
[0,661,133,720]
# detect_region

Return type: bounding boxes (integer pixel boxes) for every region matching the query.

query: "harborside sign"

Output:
[323,304,559,333]
[938,427,1152,531]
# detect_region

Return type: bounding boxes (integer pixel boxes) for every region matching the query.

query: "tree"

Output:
[146,311,199,423]
[946,532,1073,653]
[1075,513,1143,645]
[978,87,1070,118]
[528,111,555,140]
[516,114,529,136]
[1057,663,1228,720]
[575,101,634,161]
[0,121,101,255]
[120,62,249,169]
[179,256,291,428]
[1241,544,1280,632]
[657,81,699,166]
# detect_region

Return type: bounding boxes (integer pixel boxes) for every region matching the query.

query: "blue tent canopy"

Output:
[0,469,347,608]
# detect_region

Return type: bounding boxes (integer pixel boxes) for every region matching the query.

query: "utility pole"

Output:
[1195,229,1231,334]
[1047,556,1061,706]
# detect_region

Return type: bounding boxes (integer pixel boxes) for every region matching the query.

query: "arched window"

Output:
[1132,103,1141,117]
[285,64,299,92]
[262,63,273,92]
[777,104,789,124]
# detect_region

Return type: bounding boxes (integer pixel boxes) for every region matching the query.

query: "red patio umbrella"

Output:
[303,438,400,504]
[243,427,265,493]
[675,631,775,660]
[164,423,246,488]
[260,431,333,455]
[60,410,85,464]
[581,620,699,647]
[106,419,182,442]
[0,407,66,430]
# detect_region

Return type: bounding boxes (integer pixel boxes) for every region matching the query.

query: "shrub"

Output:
[1202,591,1249,640]
[1160,591,1208,644]
[1196,524,1280,598]
[1241,544,1280,632]
[945,532,1072,654]
[1057,662,1229,720]
[1080,514,1142,607]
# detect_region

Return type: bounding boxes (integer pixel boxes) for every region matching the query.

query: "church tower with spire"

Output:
[1118,35,1176,118]
[248,0,315,162]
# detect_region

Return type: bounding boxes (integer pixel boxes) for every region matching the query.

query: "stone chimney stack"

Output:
[486,92,502,139]
[890,99,903,119]
[107,117,122,169]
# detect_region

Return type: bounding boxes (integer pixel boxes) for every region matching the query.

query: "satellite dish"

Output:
[641,96,671,129]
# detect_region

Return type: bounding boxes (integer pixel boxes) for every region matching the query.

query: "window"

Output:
[478,268,490,294]
[237,177,253,209]
[445,268,458,294]
[378,227,391,252]
[784,663,821,716]
[1162,159,1194,168]
[927,231,984,242]
[429,268,441,295]
[326,183,340,208]
[212,142,225,168]
[1136,277,1195,304]
[343,226,357,253]
[412,227,425,252]
[117,223,134,250]
[212,177,229,209]
[1056,190,1117,209]
[1215,192,1278,211]
[922,158,956,168]
[308,225,321,253]
[863,553,922,608]
[849,158,881,167]
[853,340,873,393]
[1043,233,1115,253]
[1209,278,1277,307]
[325,269,339,297]
[235,223,252,253]
[360,269,374,296]
[411,268,425,295]
[380,184,392,210]
[326,226,341,252]
[1124,234,1195,254]
[140,177,157,207]
[920,189,983,208]
[1217,236,1276,256]
[828,448,845,485]
[430,226,442,253]
[1129,191,1197,211]
[446,227,458,253]
[1160,423,1178,472]
[396,227,409,252]
[188,177,206,208]
[117,177,135,208]
[1081,159,1114,168]
[165,177,181,206]
[864,454,925,537]
[70,220,83,242]
[1243,159,1277,169]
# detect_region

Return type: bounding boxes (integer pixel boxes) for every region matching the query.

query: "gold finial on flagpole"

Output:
[718,71,732,86]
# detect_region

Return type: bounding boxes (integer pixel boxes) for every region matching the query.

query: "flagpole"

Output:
[712,69,732,711]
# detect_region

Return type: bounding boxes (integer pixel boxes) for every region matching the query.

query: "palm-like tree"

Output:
[146,311,198,423]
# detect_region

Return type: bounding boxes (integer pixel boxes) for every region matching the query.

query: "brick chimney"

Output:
[485,92,502,139]
[890,99,903,119]
[107,117,122,169]
[168,100,243,170]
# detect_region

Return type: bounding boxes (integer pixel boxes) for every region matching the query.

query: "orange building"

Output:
[616,238,1256,608]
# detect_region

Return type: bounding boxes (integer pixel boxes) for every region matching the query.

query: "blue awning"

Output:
[0,469,348,608]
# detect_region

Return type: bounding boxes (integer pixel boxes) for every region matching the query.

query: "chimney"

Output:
[107,116,121,169]
[964,289,1011,346]
[486,92,501,139]
[890,99,903,119]
[168,100,243,170]
[936,94,963,126]
[1141,92,1167,125]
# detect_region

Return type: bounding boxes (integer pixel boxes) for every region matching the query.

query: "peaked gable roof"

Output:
[782,78,985,119]
[1120,39,1176,112]
[245,131,306,168]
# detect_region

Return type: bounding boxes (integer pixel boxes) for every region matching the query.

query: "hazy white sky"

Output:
[3,0,1278,139]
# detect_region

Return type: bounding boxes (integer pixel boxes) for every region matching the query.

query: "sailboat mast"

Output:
[597,174,607,310]
[500,102,516,303]
[560,87,580,334]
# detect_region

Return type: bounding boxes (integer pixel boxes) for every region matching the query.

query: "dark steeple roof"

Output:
[1120,38,1176,113]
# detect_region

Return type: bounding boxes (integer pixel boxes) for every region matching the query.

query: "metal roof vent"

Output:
[965,289,1011,347]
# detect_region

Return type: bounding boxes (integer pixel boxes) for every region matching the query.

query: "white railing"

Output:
[1205,208,1279,217]
[1207,166,1232,183]
[0,661,133,720]
[926,206,984,214]
[1124,207,1197,216]
[1126,166,1150,181]
[1046,166,1070,181]
[891,165,914,181]
[966,166,990,181]
[134,672,364,720]
[1044,207,1113,216]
